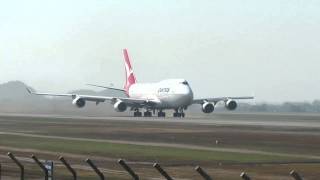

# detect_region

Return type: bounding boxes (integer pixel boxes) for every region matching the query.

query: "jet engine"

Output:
[114,100,127,112]
[202,102,215,113]
[225,99,237,110]
[72,97,86,108]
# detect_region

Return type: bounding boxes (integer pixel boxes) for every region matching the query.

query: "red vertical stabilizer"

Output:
[123,49,137,96]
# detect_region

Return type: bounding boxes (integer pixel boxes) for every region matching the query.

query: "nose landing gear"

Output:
[173,108,185,118]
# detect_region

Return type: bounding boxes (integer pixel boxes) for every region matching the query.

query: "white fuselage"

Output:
[128,79,194,109]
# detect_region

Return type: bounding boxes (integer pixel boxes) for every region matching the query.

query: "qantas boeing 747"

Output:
[27,49,254,117]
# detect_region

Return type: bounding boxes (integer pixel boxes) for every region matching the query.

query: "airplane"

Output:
[27,49,254,117]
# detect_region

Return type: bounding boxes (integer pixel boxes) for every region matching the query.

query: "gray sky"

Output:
[0,0,319,102]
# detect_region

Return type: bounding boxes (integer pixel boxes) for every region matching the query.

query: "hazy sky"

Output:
[0,0,319,102]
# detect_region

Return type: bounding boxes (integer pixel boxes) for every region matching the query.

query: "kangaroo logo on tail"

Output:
[123,49,137,96]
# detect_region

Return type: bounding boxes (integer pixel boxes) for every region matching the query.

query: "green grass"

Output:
[0,134,300,163]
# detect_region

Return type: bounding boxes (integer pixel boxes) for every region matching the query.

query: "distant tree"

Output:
[238,100,320,113]
[312,100,320,112]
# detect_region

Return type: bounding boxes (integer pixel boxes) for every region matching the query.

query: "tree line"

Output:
[238,100,320,113]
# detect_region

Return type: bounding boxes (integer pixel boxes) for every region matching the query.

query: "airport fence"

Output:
[0,152,305,180]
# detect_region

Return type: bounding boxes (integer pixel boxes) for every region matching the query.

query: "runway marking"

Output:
[1,131,320,160]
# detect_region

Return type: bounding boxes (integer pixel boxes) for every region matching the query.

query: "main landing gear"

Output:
[158,110,166,117]
[133,109,166,117]
[173,108,185,118]
[133,108,152,117]
[133,110,142,117]
[133,108,186,118]
[144,111,152,117]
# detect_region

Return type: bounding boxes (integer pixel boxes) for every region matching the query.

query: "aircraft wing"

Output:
[193,96,254,104]
[26,88,160,106]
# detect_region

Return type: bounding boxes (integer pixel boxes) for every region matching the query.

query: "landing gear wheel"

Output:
[158,111,166,117]
[173,108,185,118]
[144,111,152,117]
[173,112,181,118]
[134,111,142,117]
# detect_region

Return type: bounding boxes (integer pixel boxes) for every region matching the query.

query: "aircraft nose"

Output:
[180,85,189,94]
[183,85,193,96]
[175,84,193,96]
[183,86,194,104]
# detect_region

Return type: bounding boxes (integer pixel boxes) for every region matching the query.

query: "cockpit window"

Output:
[181,81,189,85]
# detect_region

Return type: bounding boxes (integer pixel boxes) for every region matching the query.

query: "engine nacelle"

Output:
[225,99,237,110]
[202,102,215,113]
[114,100,127,112]
[72,97,86,108]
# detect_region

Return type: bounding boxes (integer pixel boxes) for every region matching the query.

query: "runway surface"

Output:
[1,112,320,179]
[1,112,320,128]
[0,112,320,158]
[1,131,320,160]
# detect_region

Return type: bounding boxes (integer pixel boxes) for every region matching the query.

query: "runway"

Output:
[102,114,320,128]
[0,112,320,157]
[1,112,320,179]
[1,131,320,160]
[1,112,320,128]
